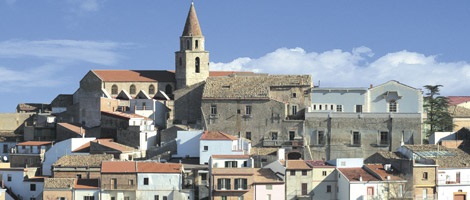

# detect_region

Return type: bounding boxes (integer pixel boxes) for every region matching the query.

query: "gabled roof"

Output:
[91,139,137,153]
[253,168,283,184]
[53,154,113,168]
[448,96,470,106]
[304,160,335,168]
[101,110,150,120]
[57,123,85,136]
[338,167,380,182]
[92,70,175,82]
[203,75,311,100]
[44,178,75,189]
[137,162,182,173]
[101,161,136,173]
[72,138,112,153]
[286,160,311,170]
[364,164,404,181]
[200,131,237,140]
[17,141,53,146]
[182,3,202,36]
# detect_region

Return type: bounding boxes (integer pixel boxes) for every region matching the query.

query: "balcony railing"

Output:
[214,185,251,192]
[437,179,470,185]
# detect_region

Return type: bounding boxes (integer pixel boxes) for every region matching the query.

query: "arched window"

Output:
[179,57,182,66]
[148,85,155,94]
[195,57,200,73]
[111,85,118,95]
[130,84,136,94]
[389,100,397,112]
[165,84,173,95]
[186,40,190,50]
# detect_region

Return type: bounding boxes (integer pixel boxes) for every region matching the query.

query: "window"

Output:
[292,93,297,98]
[322,171,327,176]
[380,131,389,145]
[389,100,397,112]
[195,40,199,49]
[58,198,66,200]
[154,195,159,200]
[210,105,217,115]
[111,198,115,200]
[355,105,363,113]
[163,197,167,200]
[301,183,308,195]
[302,170,307,176]
[144,177,149,185]
[271,132,278,140]
[130,84,136,94]
[76,174,82,179]
[30,183,36,191]
[111,85,118,95]
[245,105,252,115]
[266,184,272,190]
[290,170,295,176]
[111,178,117,189]
[7,174,11,181]
[318,131,325,145]
[165,84,173,95]
[245,132,251,140]
[145,132,148,141]
[336,105,343,112]
[234,178,248,190]
[3,144,8,153]
[292,105,298,115]
[225,161,237,168]
[30,198,35,200]
[352,131,361,145]
[186,40,190,49]
[267,194,271,200]
[327,185,332,193]
[84,196,95,200]
[423,172,428,180]
[221,197,227,200]
[203,146,208,151]
[289,131,295,140]
[238,196,244,200]
[129,179,134,185]
[179,57,182,66]
[217,178,231,190]
[149,85,155,94]
[195,57,200,73]
[124,197,130,200]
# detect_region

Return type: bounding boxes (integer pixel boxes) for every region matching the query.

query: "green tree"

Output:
[423,85,453,137]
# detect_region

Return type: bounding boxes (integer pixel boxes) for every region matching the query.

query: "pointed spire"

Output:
[182,3,202,36]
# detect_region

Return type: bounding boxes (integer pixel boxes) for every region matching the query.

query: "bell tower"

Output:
[175,3,209,89]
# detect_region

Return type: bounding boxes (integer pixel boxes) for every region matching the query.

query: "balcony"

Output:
[263,139,303,147]
[214,185,251,192]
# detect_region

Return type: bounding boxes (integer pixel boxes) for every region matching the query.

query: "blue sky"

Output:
[1,0,470,112]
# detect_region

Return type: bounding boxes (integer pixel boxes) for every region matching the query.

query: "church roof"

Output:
[203,75,311,100]
[182,3,202,36]
[92,70,175,82]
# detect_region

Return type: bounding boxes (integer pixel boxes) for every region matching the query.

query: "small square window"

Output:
[302,170,307,176]
[327,185,332,193]
[322,171,327,176]
[266,184,272,190]
[203,146,208,151]
[292,93,297,98]
[336,105,343,112]
[290,170,295,176]
[7,174,11,181]
[30,184,36,191]
[245,132,251,140]
[356,105,363,113]
[144,177,149,185]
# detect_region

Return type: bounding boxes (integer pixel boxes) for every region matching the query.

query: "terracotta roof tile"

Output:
[17,141,53,146]
[203,75,311,100]
[448,96,470,106]
[137,162,182,173]
[101,111,150,120]
[364,164,404,181]
[92,139,136,152]
[101,161,136,173]
[286,160,311,170]
[182,3,202,36]
[44,178,75,189]
[92,70,175,82]
[253,168,283,184]
[200,131,237,140]
[57,123,85,136]
[338,167,380,182]
[53,154,113,168]
[305,160,335,168]
[211,168,255,175]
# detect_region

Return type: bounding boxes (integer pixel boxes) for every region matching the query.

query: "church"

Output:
[56,3,312,154]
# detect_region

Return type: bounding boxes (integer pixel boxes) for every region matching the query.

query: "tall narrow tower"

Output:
[175,3,209,89]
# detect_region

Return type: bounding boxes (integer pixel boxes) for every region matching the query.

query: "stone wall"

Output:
[173,82,204,124]
[306,112,422,160]
[0,113,33,134]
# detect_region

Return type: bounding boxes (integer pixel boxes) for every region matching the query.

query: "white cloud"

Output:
[0,39,123,65]
[210,47,470,95]
[67,0,104,13]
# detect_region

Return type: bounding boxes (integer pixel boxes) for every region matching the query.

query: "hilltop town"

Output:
[0,3,469,200]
